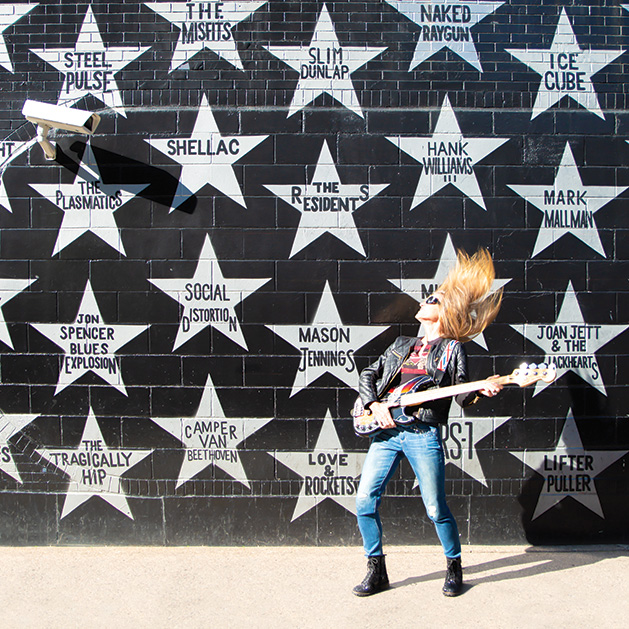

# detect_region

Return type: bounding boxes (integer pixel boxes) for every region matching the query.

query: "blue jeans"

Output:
[356,423,461,559]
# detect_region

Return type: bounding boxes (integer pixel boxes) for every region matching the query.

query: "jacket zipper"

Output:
[379,346,412,398]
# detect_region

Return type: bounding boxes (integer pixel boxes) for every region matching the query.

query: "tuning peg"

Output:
[539,363,547,370]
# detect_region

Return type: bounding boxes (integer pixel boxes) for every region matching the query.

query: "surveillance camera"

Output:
[22,99,101,160]
[22,100,101,135]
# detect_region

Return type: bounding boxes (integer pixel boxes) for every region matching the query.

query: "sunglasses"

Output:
[425,295,441,305]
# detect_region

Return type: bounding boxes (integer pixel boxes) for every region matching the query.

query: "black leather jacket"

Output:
[358,336,478,426]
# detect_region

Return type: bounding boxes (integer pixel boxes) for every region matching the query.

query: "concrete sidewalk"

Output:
[0,545,627,628]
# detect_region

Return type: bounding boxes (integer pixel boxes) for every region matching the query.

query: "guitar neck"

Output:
[387,374,513,409]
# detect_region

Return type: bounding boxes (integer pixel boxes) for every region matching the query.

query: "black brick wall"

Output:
[0,0,627,545]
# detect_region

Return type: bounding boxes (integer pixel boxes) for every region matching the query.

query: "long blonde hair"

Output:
[437,248,502,343]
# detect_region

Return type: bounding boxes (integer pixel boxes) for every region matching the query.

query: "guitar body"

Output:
[390,405,420,425]
[352,375,433,436]
[351,397,380,436]
[351,363,557,437]
[351,398,429,436]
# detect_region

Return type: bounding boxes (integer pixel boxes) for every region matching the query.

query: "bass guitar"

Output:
[351,363,557,437]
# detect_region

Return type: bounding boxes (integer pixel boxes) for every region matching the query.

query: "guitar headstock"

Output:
[510,362,557,387]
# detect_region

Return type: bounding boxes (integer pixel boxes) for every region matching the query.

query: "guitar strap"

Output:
[433,339,460,386]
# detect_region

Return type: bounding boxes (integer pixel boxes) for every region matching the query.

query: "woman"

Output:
[353,248,503,597]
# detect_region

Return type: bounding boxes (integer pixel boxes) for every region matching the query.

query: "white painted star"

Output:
[149,233,270,351]
[506,8,625,120]
[270,410,367,521]
[510,281,629,396]
[0,412,39,483]
[511,410,627,519]
[385,0,505,72]
[0,275,36,349]
[390,233,458,302]
[146,94,267,211]
[264,3,387,118]
[0,138,36,213]
[152,373,272,489]
[508,143,626,258]
[266,282,390,397]
[36,408,153,520]
[31,280,149,396]
[263,140,389,257]
[388,234,510,349]
[30,6,149,117]
[387,94,508,210]
[441,403,510,486]
[146,0,266,73]
[0,3,37,73]
[30,143,147,256]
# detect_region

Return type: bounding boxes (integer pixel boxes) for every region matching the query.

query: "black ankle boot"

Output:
[442,556,463,596]
[353,555,390,597]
